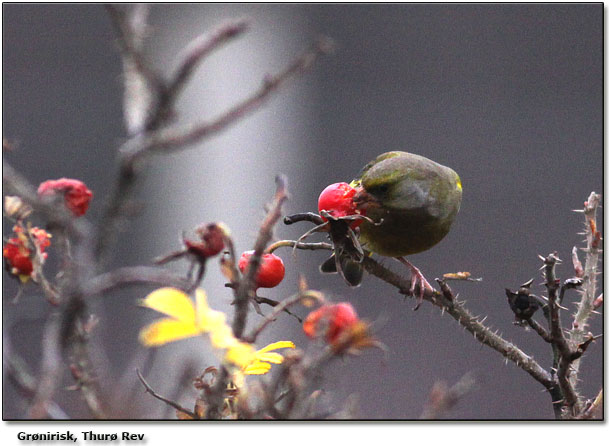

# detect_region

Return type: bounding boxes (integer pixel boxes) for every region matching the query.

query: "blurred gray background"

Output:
[2,4,603,419]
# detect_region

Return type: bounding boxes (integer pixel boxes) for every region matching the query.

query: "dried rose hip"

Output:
[184,223,226,259]
[38,178,93,217]
[238,251,285,289]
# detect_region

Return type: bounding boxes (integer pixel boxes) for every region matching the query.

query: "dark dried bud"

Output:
[506,282,540,320]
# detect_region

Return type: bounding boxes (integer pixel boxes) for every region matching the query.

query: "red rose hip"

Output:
[238,251,285,289]
[317,182,365,228]
[303,302,359,344]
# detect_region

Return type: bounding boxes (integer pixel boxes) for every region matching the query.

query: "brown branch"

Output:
[244,291,308,343]
[205,177,289,419]
[95,26,331,266]
[136,369,196,419]
[105,4,160,135]
[251,296,303,323]
[4,159,106,419]
[233,175,289,339]
[28,313,62,419]
[148,19,250,129]
[570,192,602,388]
[360,257,555,391]
[84,266,191,296]
[120,37,335,159]
[542,253,581,415]
[266,240,333,254]
[4,351,69,419]
[525,317,552,343]
[543,254,572,357]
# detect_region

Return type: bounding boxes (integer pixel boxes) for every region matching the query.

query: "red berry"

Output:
[303,302,359,344]
[3,239,33,276]
[317,182,365,228]
[38,178,93,217]
[3,225,51,280]
[238,251,285,288]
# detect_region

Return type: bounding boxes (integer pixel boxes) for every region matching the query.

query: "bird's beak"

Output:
[352,187,381,211]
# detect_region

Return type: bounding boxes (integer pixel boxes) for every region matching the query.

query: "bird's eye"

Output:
[376,184,389,194]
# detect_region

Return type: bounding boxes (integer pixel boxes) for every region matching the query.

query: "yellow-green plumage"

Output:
[353,151,462,257]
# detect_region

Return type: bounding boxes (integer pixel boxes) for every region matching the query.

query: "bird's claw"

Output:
[398,257,433,311]
[410,271,433,311]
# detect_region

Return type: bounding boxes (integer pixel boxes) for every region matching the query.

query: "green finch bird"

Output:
[350,151,462,308]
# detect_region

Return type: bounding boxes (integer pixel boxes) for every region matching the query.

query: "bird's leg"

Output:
[396,257,433,310]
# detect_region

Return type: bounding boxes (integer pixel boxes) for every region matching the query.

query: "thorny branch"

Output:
[569,192,602,389]
[84,266,191,296]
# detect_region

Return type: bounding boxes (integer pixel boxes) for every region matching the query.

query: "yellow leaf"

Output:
[209,324,239,349]
[254,352,285,364]
[139,288,195,323]
[225,342,256,369]
[195,289,226,331]
[243,361,272,375]
[139,318,199,347]
[256,341,295,354]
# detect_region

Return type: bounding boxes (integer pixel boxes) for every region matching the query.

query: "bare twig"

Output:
[28,313,62,419]
[105,4,159,135]
[95,24,331,266]
[283,212,325,226]
[84,266,191,296]
[543,254,572,357]
[120,37,335,159]
[251,295,303,323]
[136,369,196,419]
[266,240,333,254]
[3,351,69,419]
[148,19,250,130]
[232,175,289,339]
[525,317,552,343]
[244,291,308,343]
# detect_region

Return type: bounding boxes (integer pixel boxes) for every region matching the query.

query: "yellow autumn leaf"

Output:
[139,318,199,347]
[140,287,196,322]
[138,287,297,380]
[243,361,272,375]
[256,341,295,353]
